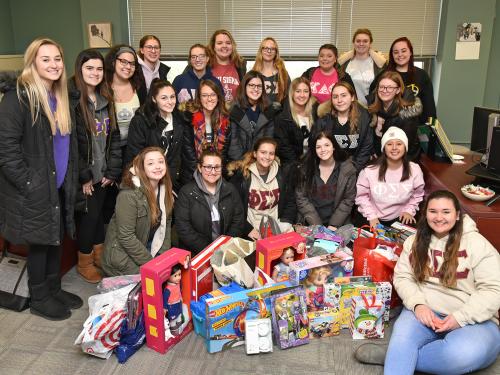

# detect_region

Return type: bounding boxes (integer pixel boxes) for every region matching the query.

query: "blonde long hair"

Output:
[252,37,290,102]
[288,77,315,127]
[17,37,71,135]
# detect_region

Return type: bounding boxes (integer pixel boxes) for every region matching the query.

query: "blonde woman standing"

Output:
[0,38,81,320]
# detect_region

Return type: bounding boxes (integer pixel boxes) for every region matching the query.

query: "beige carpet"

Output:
[0,268,498,375]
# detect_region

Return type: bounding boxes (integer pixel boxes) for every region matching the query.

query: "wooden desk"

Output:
[421,154,500,250]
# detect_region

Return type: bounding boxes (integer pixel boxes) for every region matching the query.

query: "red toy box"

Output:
[255,232,306,285]
[190,236,232,301]
[140,248,192,354]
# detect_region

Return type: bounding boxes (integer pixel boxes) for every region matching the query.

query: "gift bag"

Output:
[353,226,402,308]
[0,246,29,312]
[211,238,255,288]
[259,214,282,239]
[74,283,135,359]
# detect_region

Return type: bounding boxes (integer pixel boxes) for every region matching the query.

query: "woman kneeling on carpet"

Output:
[101,147,173,276]
[355,190,500,375]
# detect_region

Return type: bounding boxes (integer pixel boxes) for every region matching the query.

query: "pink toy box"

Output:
[140,248,192,354]
[191,236,232,301]
[255,232,306,285]
[288,252,354,311]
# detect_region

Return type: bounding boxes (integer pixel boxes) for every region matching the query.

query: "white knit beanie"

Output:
[381,126,408,152]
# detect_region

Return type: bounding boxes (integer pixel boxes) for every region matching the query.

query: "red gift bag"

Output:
[353,226,402,308]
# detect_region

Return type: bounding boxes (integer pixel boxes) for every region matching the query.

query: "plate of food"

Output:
[461,184,495,202]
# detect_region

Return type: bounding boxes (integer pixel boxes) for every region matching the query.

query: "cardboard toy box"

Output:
[205,282,290,353]
[349,294,385,339]
[324,281,377,328]
[288,253,354,311]
[191,236,232,301]
[255,232,306,285]
[308,309,340,338]
[270,286,310,349]
[141,248,192,354]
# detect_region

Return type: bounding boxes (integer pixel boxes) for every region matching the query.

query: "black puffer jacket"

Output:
[124,109,197,193]
[174,177,244,255]
[223,103,280,163]
[0,79,78,245]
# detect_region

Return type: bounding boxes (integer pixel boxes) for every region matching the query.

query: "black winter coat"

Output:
[71,91,122,185]
[223,104,280,163]
[274,100,317,166]
[0,87,78,245]
[124,109,197,193]
[174,179,245,255]
[137,62,170,104]
[229,167,297,236]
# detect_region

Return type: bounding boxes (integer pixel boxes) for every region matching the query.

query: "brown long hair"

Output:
[387,37,415,83]
[189,79,228,130]
[122,147,174,225]
[226,137,277,179]
[252,37,290,102]
[208,29,245,70]
[330,81,360,134]
[411,190,463,287]
[368,71,411,115]
[73,49,116,134]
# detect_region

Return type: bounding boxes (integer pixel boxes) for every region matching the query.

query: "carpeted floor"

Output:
[0,268,498,375]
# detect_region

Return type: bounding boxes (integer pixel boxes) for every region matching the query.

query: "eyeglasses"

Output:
[378,85,398,93]
[117,58,136,68]
[144,45,160,51]
[201,165,222,173]
[190,54,207,61]
[201,93,217,100]
[261,47,276,53]
[247,83,263,91]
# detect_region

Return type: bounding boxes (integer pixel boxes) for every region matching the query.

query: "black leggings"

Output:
[77,183,110,253]
[27,244,62,284]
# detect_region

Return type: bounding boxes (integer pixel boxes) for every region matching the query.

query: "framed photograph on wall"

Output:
[87,22,112,48]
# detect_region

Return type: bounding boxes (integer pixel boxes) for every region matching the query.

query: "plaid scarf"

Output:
[191,110,229,158]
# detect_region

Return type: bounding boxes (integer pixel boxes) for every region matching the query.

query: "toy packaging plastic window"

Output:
[270,286,310,349]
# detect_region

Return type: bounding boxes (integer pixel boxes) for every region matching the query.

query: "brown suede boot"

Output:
[93,244,105,269]
[77,251,102,283]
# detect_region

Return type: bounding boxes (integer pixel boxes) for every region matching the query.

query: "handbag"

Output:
[0,241,29,312]
[210,238,255,288]
[258,214,282,239]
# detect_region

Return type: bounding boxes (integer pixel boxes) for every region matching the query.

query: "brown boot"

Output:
[93,244,105,269]
[77,251,102,283]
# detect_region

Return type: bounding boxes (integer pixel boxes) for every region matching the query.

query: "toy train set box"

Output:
[140,248,192,354]
[204,282,291,353]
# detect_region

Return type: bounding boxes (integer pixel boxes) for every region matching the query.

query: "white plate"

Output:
[461,185,495,202]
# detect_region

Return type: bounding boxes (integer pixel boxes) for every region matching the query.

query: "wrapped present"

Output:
[308,309,340,338]
[349,294,385,339]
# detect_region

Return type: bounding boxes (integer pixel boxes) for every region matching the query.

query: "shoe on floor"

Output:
[29,280,71,321]
[47,274,83,310]
[77,251,102,283]
[354,343,388,366]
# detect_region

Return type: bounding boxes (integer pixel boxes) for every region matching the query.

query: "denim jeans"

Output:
[385,308,500,375]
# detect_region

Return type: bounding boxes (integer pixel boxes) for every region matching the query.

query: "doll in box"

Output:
[271,247,296,282]
[303,266,331,311]
[163,264,184,336]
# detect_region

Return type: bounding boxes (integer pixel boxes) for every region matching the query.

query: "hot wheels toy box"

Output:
[349,294,385,339]
[288,253,354,310]
[205,282,290,353]
[308,309,340,338]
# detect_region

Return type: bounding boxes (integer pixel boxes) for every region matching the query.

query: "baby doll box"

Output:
[204,281,291,354]
[270,285,310,349]
[140,248,192,354]
[255,232,306,285]
[308,309,340,338]
[349,294,385,339]
[191,235,232,301]
[190,282,245,338]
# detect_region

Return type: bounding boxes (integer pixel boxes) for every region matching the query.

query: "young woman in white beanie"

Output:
[355,126,425,227]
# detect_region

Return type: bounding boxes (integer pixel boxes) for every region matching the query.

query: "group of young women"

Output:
[0,28,498,375]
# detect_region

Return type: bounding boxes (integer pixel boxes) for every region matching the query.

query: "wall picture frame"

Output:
[87,22,112,48]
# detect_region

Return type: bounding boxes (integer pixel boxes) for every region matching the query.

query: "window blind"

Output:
[128,0,441,58]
